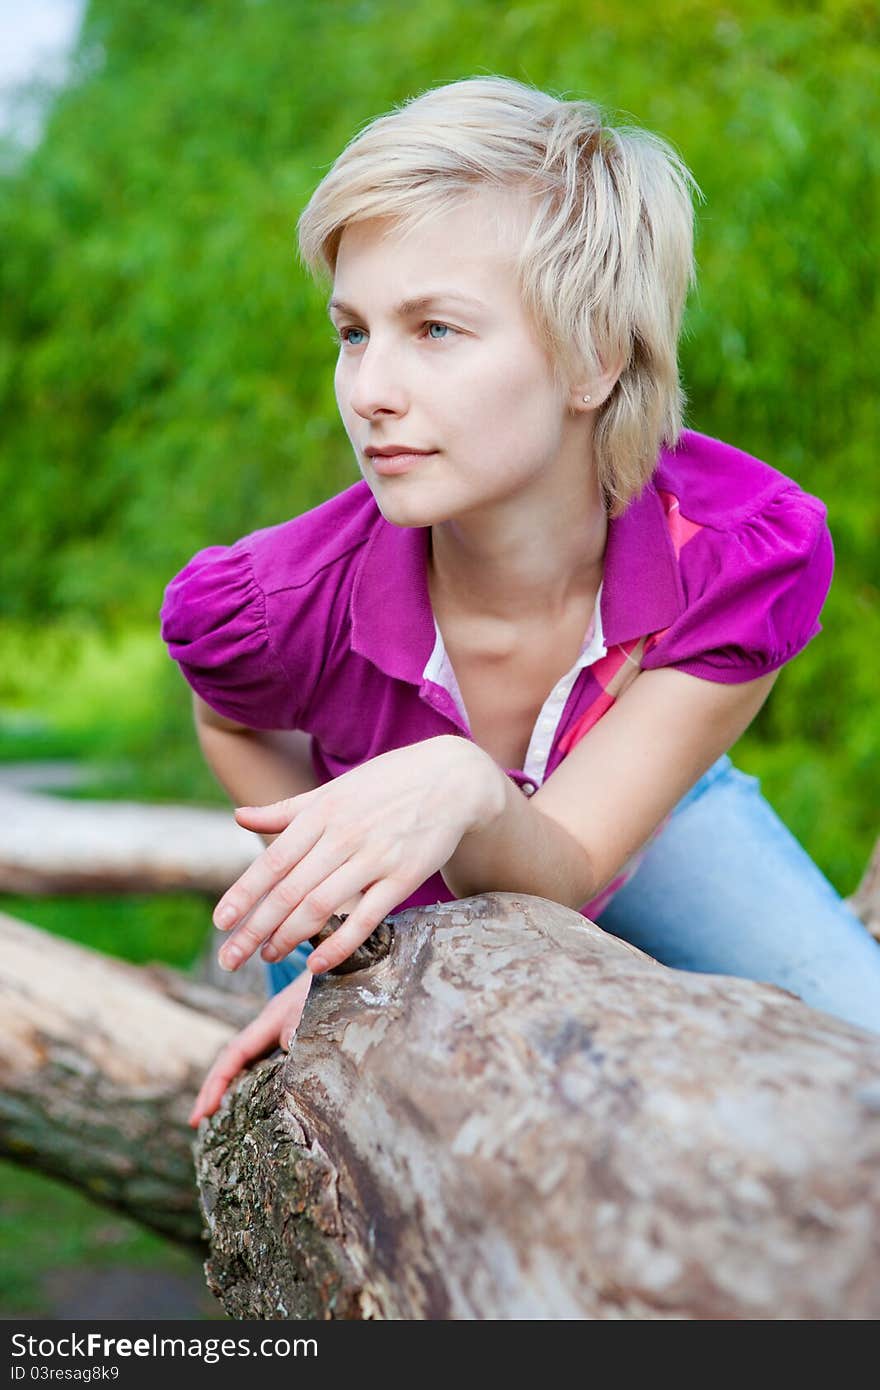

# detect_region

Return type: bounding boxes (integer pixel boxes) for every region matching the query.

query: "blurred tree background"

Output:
[0,0,877,1316]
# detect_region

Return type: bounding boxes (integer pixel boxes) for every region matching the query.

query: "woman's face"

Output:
[330,188,574,528]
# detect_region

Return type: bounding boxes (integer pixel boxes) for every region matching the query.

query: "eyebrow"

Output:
[327,290,488,318]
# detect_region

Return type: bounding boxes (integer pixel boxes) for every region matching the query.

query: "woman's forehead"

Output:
[334,189,529,302]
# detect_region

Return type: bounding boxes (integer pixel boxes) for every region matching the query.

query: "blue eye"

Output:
[335,321,456,347]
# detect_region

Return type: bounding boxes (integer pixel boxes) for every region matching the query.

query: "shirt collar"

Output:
[350,474,684,686]
[600,475,685,645]
[350,511,436,687]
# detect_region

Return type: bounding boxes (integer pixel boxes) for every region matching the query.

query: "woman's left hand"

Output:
[212,736,503,975]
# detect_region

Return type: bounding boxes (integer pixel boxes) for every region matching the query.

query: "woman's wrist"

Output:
[444,737,509,834]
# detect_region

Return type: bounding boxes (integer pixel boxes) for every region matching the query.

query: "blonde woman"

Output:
[161,77,880,1122]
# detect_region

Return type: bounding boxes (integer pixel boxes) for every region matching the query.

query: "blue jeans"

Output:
[267,755,880,1035]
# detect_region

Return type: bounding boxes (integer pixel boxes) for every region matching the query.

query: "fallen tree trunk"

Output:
[0,910,259,1243]
[196,892,880,1320]
[0,909,379,1239]
[3,896,880,1318]
[0,788,261,895]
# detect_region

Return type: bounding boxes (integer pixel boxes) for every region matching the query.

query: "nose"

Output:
[347,338,409,421]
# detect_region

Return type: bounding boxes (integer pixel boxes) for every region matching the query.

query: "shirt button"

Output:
[521,780,537,796]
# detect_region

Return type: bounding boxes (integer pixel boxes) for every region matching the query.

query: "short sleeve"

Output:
[641,486,834,683]
[160,541,303,729]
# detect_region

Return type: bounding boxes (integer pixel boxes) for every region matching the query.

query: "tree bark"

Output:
[0,788,260,895]
[195,892,880,1321]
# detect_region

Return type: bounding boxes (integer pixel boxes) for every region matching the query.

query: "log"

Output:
[0,909,368,1239]
[3,892,880,1319]
[0,788,261,895]
[0,910,258,1243]
[195,893,880,1321]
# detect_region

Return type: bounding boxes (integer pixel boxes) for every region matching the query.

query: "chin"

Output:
[373,496,449,529]
[365,477,456,529]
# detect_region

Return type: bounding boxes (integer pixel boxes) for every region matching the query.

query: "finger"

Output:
[189,1041,260,1126]
[187,978,308,1125]
[189,1049,249,1126]
[277,968,314,1048]
[219,830,351,969]
[308,878,405,974]
[260,856,375,963]
[189,1009,281,1124]
[213,813,325,942]
[234,795,315,832]
[191,975,310,1124]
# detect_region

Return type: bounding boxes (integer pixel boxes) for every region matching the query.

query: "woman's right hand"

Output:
[188,968,314,1127]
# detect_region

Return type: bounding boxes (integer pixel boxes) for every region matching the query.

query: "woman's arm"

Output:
[442,666,780,907]
[193,694,321,837]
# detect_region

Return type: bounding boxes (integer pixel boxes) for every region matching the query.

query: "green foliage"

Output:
[0,620,221,800]
[1,891,212,969]
[1,0,877,871]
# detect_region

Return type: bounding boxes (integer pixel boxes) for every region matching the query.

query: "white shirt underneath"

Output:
[422,582,607,791]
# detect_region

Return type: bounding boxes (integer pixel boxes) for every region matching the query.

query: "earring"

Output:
[582,394,592,403]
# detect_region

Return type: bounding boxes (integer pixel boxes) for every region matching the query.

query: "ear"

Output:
[569,352,627,413]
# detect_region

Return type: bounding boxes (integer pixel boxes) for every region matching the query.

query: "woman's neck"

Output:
[427,474,608,627]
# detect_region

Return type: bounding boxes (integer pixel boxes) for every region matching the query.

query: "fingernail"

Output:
[215,905,236,929]
[309,954,328,974]
[262,944,279,962]
[219,947,241,971]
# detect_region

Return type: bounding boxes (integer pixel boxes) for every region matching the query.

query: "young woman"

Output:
[162,77,880,1122]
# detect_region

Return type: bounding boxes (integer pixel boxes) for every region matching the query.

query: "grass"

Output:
[0,1163,223,1319]
[3,893,213,969]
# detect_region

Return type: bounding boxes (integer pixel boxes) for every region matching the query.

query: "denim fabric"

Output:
[596,754,880,1033]
[267,754,880,1035]
[265,939,313,997]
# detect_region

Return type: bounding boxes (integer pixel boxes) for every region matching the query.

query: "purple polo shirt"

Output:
[161,430,834,920]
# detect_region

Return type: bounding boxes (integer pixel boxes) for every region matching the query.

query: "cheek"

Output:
[459,356,561,450]
[334,360,355,427]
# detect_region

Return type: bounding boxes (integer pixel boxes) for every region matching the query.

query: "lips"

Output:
[367,449,437,476]
[365,446,434,457]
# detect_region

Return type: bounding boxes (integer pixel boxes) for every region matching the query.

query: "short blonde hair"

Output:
[298,75,701,515]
